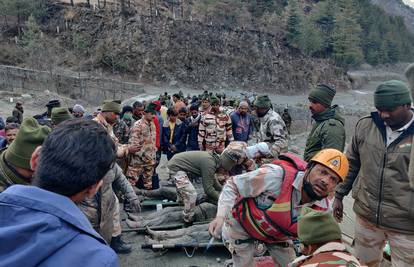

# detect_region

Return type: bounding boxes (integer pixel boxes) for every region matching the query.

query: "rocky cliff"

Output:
[55,8,350,94]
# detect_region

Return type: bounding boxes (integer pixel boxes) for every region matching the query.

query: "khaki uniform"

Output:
[127,118,156,189]
[289,242,364,267]
[198,111,233,153]
[251,109,288,159]
[93,113,128,158]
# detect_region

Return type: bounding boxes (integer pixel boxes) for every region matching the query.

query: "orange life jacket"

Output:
[231,153,328,243]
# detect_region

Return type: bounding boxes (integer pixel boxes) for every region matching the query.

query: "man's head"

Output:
[173,94,180,103]
[298,207,342,255]
[254,95,272,117]
[153,101,161,113]
[167,108,178,123]
[16,101,23,110]
[178,107,188,121]
[201,95,211,110]
[72,104,85,118]
[132,101,144,119]
[283,108,288,113]
[5,123,19,145]
[308,84,336,115]
[121,105,133,120]
[51,107,72,127]
[189,104,199,118]
[101,100,121,125]
[303,149,349,201]
[32,119,116,202]
[238,101,249,116]
[4,118,50,178]
[210,96,220,113]
[374,80,412,130]
[144,103,157,122]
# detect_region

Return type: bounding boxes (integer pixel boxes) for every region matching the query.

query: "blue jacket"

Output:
[183,116,200,151]
[230,111,252,142]
[0,185,119,267]
[161,119,186,154]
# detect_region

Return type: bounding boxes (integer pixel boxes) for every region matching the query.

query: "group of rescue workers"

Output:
[0,64,413,267]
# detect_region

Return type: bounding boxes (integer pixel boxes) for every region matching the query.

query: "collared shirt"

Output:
[385,111,414,146]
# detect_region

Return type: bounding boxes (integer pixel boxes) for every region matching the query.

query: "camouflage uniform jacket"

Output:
[126,118,157,178]
[251,109,288,158]
[93,113,128,158]
[79,163,137,243]
[0,149,29,193]
[289,242,364,267]
[198,111,233,153]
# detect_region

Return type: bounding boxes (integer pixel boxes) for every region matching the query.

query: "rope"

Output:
[183,247,197,258]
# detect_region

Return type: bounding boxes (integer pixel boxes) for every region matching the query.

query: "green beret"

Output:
[308,84,336,107]
[254,95,271,109]
[210,96,220,106]
[5,118,51,170]
[298,207,342,245]
[102,100,122,113]
[374,80,412,108]
[144,103,157,114]
[51,107,72,126]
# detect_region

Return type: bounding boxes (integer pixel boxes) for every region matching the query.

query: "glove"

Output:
[129,197,141,213]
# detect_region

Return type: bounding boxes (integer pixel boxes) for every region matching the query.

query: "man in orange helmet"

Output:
[209,149,349,267]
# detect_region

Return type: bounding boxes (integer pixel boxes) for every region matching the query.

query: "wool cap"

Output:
[144,103,157,114]
[45,99,61,108]
[308,84,336,107]
[102,100,122,114]
[5,118,51,170]
[210,96,220,106]
[72,104,85,113]
[374,80,412,108]
[254,95,272,109]
[51,107,72,126]
[219,151,237,171]
[298,207,342,245]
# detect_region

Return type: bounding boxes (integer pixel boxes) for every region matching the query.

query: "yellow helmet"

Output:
[309,149,349,181]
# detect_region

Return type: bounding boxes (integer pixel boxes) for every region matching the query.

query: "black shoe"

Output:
[110,235,132,254]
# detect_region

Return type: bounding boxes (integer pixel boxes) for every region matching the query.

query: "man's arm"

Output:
[216,164,284,218]
[225,115,234,142]
[198,117,206,150]
[335,122,361,199]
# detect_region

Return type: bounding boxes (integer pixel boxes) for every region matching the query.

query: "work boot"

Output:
[110,235,132,254]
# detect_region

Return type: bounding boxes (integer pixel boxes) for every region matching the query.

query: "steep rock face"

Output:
[370,0,414,33]
[63,10,350,93]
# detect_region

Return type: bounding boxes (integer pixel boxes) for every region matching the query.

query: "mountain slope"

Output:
[370,0,414,33]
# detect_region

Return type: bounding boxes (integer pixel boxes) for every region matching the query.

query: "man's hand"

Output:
[127,177,137,186]
[333,197,344,223]
[128,144,141,154]
[129,198,141,213]
[208,216,225,239]
[170,145,177,152]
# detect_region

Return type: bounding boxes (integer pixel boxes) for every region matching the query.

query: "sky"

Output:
[403,0,414,8]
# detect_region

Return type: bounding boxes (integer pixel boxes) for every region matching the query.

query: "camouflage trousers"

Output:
[355,215,414,267]
[129,160,155,190]
[112,196,121,237]
[222,215,296,267]
[171,170,198,223]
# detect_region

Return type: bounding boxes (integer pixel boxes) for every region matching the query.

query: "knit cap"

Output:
[102,100,122,114]
[308,84,336,107]
[298,207,342,245]
[5,118,51,170]
[73,104,85,113]
[144,103,157,114]
[210,96,220,106]
[374,80,412,108]
[51,107,72,126]
[254,95,272,109]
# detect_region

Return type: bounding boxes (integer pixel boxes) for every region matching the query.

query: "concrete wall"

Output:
[0,65,145,105]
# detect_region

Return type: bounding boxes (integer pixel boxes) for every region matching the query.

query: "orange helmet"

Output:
[309,149,349,181]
